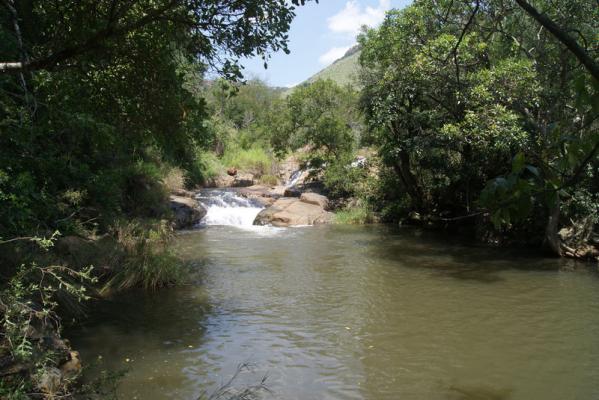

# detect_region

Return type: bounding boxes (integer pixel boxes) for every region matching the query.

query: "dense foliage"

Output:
[358,0,599,253]
[0,0,311,237]
[270,79,367,198]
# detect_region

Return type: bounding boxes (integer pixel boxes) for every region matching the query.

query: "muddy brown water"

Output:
[69,225,599,400]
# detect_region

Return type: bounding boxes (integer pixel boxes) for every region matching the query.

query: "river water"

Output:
[70,220,599,399]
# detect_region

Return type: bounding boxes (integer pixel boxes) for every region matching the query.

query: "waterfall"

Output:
[286,169,303,188]
[196,189,263,226]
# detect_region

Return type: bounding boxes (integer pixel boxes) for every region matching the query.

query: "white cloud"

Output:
[284,81,300,88]
[327,0,391,36]
[318,46,352,65]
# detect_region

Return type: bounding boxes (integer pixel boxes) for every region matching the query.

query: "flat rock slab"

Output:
[239,185,286,206]
[231,173,255,187]
[253,197,333,227]
[239,185,283,198]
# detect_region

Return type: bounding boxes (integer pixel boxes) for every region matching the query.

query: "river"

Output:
[69,192,599,400]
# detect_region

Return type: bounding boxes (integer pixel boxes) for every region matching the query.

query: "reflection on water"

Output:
[69,225,599,400]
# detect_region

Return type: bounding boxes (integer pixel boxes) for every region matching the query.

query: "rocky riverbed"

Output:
[169,157,336,228]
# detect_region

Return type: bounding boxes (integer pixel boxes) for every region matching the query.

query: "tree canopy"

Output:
[358,0,599,253]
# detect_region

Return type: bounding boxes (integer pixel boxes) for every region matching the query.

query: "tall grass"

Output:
[334,205,376,225]
[188,151,224,186]
[259,174,279,186]
[162,167,187,192]
[101,220,185,293]
[222,146,273,177]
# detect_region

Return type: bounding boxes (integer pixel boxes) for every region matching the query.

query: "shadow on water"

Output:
[76,286,211,333]
[357,225,591,284]
[65,284,215,397]
[447,384,513,400]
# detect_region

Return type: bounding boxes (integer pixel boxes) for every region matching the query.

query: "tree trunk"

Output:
[544,195,564,257]
[394,149,425,211]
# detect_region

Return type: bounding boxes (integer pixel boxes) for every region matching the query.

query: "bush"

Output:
[188,150,223,186]
[162,167,187,193]
[324,161,367,199]
[102,220,185,293]
[0,234,96,398]
[122,162,170,218]
[222,146,273,177]
[334,204,376,224]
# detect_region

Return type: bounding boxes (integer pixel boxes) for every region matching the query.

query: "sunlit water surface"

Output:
[69,225,599,400]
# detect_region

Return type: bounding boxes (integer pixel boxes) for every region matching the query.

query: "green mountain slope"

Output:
[284,46,361,96]
[306,48,361,87]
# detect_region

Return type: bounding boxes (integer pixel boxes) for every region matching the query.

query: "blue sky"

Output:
[241,0,412,88]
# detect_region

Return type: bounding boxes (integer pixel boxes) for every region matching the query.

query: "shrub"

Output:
[102,220,185,293]
[188,150,223,186]
[334,204,375,224]
[162,167,187,193]
[259,174,279,186]
[0,234,96,398]
[323,154,368,199]
[122,161,170,218]
[222,146,273,177]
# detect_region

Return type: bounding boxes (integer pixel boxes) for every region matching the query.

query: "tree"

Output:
[358,0,599,254]
[514,0,599,82]
[1,0,312,79]
[274,79,359,166]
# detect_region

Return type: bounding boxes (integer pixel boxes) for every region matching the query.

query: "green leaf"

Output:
[512,152,525,173]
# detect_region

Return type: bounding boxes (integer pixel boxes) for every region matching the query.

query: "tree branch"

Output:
[514,0,599,82]
[0,0,180,74]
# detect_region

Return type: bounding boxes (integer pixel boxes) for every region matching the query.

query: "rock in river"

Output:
[169,195,207,229]
[238,184,284,206]
[253,196,333,227]
[231,173,255,187]
[299,192,329,210]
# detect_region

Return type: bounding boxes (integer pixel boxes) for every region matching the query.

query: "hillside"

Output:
[306,47,361,87]
[284,46,361,95]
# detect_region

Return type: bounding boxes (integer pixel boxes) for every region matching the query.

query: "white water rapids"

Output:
[196,190,263,226]
[197,169,307,227]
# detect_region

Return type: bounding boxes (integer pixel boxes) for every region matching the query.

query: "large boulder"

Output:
[169,195,207,229]
[232,173,255,187]
[253,196,333,227]
[300,192,329,210]
[205,174,235,188]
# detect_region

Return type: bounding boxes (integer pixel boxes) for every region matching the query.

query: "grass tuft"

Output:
[102,220,185,293]
[259,174,279,186]
[222,146,273,177]
[162,167,187,192]
[334,205,376,225]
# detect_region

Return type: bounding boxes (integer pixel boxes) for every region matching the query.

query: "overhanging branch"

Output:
[514,0,599,82]
[0,0,180,74]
